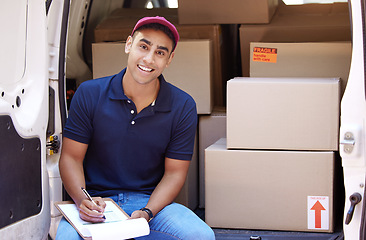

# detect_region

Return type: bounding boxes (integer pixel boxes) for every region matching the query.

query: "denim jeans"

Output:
[55,191,215,240]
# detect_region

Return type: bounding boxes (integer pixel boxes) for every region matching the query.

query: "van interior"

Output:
[57,0,352,239]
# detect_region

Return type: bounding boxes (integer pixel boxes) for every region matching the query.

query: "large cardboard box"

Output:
[226,77,340,150]
[178,0,278,24]
[92,40,213,114]
[240,2,351,77]
[205,138,335,232]
[94,8,228,107]
[250,42,351,96]
[198,107,226,207]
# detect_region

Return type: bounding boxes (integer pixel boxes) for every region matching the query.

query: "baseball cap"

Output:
[131,16,180,51]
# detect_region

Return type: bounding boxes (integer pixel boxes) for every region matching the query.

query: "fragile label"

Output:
[252,47,277,63]
[307,196,329,230]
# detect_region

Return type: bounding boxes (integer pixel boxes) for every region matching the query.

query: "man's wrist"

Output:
[140,207,154,222]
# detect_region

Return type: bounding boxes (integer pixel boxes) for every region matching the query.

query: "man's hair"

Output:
[133,23,176,52]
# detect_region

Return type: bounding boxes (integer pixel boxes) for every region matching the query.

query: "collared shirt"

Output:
[64,68,197,196]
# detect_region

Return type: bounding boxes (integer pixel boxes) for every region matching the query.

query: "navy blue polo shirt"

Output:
[64,68,197,197]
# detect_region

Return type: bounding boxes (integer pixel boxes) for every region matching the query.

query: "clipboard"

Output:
[55,198,150,240]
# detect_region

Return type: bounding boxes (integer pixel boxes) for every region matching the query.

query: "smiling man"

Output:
[55,16,215,240]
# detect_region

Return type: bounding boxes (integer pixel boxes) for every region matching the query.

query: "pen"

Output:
[81,187,97,205]
[81,187,106,219]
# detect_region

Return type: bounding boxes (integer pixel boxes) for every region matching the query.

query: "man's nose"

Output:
[143,50,155,63]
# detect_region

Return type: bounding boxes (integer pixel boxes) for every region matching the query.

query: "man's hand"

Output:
[130,209,150,222]
[78,197,106,223]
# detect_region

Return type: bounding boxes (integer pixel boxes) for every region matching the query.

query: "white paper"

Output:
[58,200,150,239]
[85,218,150,240]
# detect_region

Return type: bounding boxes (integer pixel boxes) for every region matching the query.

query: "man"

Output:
[55,16,215,239]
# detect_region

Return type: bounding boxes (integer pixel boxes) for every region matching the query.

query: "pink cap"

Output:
[131,16,179,51]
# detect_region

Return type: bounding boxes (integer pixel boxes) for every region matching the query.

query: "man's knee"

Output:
[55,218,82,240]
[186,225,215,240]
[179,219,215,240]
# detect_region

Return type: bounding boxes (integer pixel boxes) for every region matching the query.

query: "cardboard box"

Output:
[205,138,335,232]
[198,107,226,207]
[178,0,278,24]
[240,2,351,77]
[276,0,349,15]
[175,135,198,210]
[94,8,228,107]
[250,42,351,95]
[92,40,213,114]
[94,8,179,43]
[226,77,340,150]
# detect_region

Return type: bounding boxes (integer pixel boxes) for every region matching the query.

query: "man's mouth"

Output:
[138,65,153,72]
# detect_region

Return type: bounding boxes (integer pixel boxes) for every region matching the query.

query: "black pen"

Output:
[81,187,106,219]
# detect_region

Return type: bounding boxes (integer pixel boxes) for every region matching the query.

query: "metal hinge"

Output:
[340,132,355,154]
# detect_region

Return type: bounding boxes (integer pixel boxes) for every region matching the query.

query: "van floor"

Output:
[213,229,343,240]
[194,209,344,240]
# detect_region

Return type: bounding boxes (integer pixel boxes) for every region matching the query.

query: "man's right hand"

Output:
[78,197,106,223]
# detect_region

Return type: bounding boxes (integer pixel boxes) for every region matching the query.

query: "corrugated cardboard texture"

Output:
[205,138,334,232]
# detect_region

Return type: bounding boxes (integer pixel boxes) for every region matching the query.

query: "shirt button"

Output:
[127,100,131,104]
[131,110,135,114]
[131,120,135,125]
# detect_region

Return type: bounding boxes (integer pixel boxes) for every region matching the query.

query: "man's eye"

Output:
[140,45,148,50]
[157,51,165,56]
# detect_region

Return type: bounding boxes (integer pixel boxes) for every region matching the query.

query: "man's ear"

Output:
[166,52,175,67]
[125,36,133,54]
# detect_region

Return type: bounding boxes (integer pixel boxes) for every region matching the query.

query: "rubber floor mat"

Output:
[214,229,342,240]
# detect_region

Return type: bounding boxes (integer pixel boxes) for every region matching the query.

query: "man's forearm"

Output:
[59,154,87,206]
[58,137,89,207]
[144,158,190,217]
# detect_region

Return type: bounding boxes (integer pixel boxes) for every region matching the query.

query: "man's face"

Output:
[125,28,174,85]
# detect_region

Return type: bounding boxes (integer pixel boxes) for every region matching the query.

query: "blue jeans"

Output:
[55,192,215,240]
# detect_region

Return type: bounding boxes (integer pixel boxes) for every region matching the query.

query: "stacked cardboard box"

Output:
[178,0,278,24]
[207,2,349,229]
[249,42,351,95]
[198,107,227,208]
[206,138,335,232]
[240,1,351,78]
[205,77,340,232]
[227,78,340,151]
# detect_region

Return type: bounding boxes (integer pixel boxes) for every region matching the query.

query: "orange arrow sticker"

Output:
[308,196,329,230]
[311,200,326,228]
